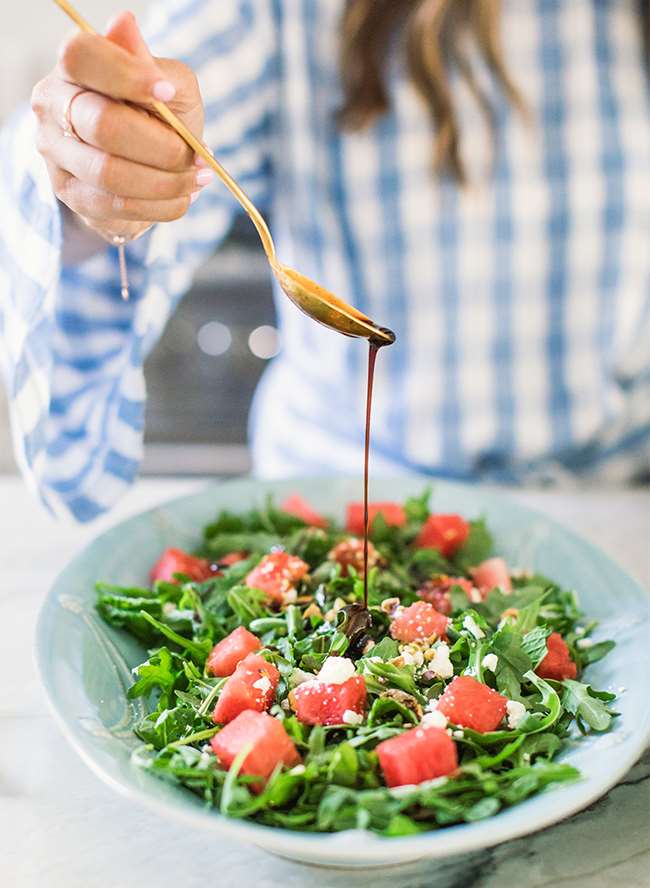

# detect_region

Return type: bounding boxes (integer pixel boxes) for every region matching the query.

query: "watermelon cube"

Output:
[376,726,458,787]
[281,494,328,528]
[390,601,449,643]
[206,627,262,677]
[536,632,577,681]
[211,710,300,791]
[150,547,216,584]
[414,514,470,558]
[245,551,309,605]
[292,675,367,726]
[437,675,508,733]
[346,501,406,536]
[471,557,512,596]
[212,654,279,724]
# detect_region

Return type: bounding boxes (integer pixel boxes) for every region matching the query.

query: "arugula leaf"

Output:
[138,611,212,663]
[227,585,269,626]
[128,647,178,705]
[201,532,281,559]
[562,680,615,732]
[452,518,493,570]
[328,742,359,787]
[407,547,454,582]
[577,640,616,666]
[368,636,399,660]
[360,659,426,702]
[404,488,431,523]
[474,585,546,627]
[366,696,419,727]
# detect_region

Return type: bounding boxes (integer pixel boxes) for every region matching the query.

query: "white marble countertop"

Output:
[1,476,649,888]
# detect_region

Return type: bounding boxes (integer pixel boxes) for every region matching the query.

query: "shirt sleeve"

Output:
[0,0,278,521]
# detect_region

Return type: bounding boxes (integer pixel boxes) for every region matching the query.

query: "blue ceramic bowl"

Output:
[36,477,650,867]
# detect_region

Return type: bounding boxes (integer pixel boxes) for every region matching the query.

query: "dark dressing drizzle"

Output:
[341,328,396,657]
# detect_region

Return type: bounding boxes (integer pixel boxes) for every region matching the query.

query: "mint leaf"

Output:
[521,626,551,667]
[491,627,533,700]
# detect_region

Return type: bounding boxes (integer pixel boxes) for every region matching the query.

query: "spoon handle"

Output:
[52,0,277,262]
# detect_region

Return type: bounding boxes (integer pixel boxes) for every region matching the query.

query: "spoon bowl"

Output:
[273,263,396,342]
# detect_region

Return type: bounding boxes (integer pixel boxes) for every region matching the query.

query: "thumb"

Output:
[104,11,153,63]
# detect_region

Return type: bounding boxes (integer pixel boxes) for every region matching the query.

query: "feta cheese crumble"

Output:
[399,646,425,667]
[252,675,272,693]
[506,699,527,729]
[317,656,356,685]
[577,638,594,649]
[481,653,498,672]
[463,615,485,639]
[427,642,454,679]
[421,710,447,729]
[342,709,363,726]
[469,587,483,604]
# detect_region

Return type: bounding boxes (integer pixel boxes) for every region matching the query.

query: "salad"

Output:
[96,490,616,836]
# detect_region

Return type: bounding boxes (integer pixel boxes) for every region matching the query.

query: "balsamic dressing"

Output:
[341,328,396,657]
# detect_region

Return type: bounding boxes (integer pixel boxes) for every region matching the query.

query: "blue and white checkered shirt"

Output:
[1,0,649,521]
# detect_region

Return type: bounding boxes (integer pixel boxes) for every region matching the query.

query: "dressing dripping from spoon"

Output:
[340,330,395,657]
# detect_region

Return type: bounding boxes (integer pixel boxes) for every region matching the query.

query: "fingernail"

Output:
[195,154,208,168]
[190,190,201,204]
[195,169,214,187]
[152,80,176,102]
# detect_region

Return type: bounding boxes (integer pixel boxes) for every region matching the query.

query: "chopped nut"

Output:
[303,602,323,620]
[500,607,519,621]
[380,597,401,614]
[362,638,376,655]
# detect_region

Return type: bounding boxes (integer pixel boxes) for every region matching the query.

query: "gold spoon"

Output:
[52,0,395,344]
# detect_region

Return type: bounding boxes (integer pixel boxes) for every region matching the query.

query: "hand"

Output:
[31,11,210,244]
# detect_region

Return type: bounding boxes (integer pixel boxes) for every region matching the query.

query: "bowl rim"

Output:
[35,476,650,863]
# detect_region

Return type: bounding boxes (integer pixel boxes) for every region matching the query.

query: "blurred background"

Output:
[0,0,276,476]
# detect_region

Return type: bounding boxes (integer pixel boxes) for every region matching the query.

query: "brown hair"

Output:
[336,1,542,183]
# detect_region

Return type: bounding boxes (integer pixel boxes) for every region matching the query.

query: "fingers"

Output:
[47,159,196,224]
[64,85,194,171]
[39,122,206,201]
[56,15,202,115]
[35,12,207,234]
[104,11,155,63]
[57,30,174,105]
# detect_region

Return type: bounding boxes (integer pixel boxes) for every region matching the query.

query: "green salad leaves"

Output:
[96,490,616,836]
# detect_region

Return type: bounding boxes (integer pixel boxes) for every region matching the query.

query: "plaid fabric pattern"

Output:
[1,0,649,520]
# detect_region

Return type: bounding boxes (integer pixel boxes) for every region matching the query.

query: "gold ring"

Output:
[62,89,88,141]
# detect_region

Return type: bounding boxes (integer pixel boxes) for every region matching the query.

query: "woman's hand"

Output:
[31,11,210,244]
